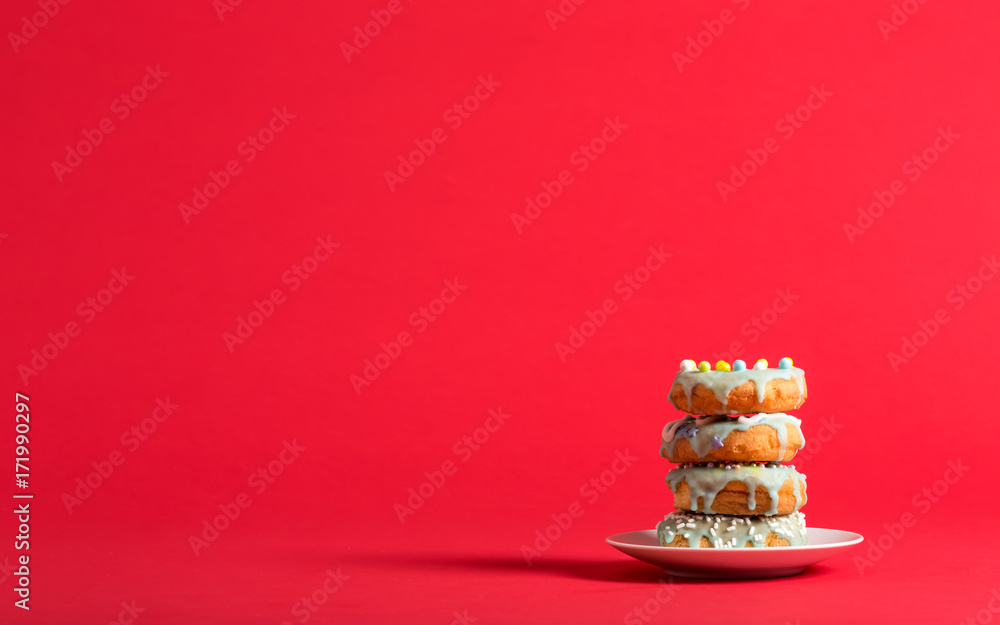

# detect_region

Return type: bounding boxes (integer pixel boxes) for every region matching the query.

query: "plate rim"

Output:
[606,527,865,552]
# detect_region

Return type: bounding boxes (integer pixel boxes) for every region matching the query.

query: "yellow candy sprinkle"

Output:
[697,361,711,372]
[755,359,768,367]
[715,360,731,371]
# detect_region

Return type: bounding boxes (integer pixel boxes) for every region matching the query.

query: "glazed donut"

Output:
[661,414,804,463]
[656,511,807,548]
[669,359,806,415]
[666,462,807,516]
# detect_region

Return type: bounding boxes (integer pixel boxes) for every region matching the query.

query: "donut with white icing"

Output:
[661,414,804,463]
[669,365,807,415]
[656,511,808,548]
[666,463,807,516]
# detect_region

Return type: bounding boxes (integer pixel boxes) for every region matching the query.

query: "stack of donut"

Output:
[656,357,809,548]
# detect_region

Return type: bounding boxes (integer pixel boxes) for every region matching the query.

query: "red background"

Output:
[2,0,999,623]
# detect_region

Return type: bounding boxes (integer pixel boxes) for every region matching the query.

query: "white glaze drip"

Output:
[669,366,805,413]
[660,413,803,461]
[666,464,806,515]
[656,511,808,548]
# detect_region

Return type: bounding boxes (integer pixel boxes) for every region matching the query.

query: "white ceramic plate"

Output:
[606,528,863,579]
